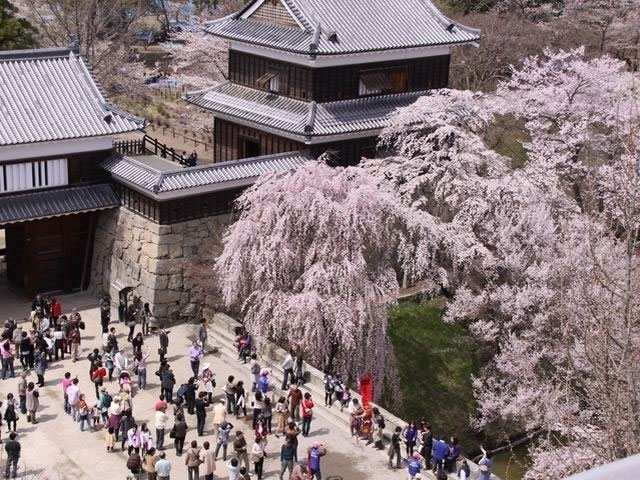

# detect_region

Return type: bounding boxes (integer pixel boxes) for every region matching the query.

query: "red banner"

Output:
[359,375,373,407]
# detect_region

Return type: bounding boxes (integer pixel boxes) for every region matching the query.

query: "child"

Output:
[341,389,351,412]
[105,427,116,452]
[91,403,101,431]
[227,458,240,480]
[119,371,132,394]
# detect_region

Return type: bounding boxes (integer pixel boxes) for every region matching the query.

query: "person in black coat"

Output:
[3,395,17,432]
[158,328,170,363]
[120,410,134,452]
[195,391,209,436]
[160,365,176,403]
[4,432,20,478]
[99,294,111,334]
[183,377,197,416]
[19,332,33,370]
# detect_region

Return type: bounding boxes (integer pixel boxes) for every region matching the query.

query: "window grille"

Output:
[0,158,68,193]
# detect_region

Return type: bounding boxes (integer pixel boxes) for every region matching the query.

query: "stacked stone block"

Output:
[91,207,228,325]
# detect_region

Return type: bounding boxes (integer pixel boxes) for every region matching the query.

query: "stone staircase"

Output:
[205,310,498,480]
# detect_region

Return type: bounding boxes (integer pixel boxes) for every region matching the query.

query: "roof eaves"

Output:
[183,84,221,100]
[421,0,481,38]
[320,90,429,107]
[281,0,315,32]
[232,0,261,20]
[104,103,147,128]
[0,45,79,62]
[70,51,147,130]
[102,153,167,177]
[209,31,479,55]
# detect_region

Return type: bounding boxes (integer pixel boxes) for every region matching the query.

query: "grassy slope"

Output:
[387,300,480,453]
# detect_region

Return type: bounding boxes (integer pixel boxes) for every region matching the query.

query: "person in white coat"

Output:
[281,351,294,390]
[114,348,128,377]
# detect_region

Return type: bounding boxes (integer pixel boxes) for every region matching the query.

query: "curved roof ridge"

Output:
[281,0,316,31]
[206,0,480,55]
[317,90,430,109]
[105,103,147,125]
[184,82,227,98]
[162,150,309,178]
[421,0,481,36]
[0,46,78,62]
[103,151,312,194]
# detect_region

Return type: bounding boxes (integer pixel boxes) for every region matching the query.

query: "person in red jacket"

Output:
[50,298,62,325]
[91,363,108,400]
[301,392,314,437]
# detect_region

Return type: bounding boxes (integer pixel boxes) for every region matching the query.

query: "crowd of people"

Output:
[0,293,493,480]
[0,296,332,480]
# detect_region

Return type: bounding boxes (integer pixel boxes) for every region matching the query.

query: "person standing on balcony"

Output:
[187,151,198,167]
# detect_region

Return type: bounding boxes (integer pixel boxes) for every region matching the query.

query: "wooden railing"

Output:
[114,135,187,166]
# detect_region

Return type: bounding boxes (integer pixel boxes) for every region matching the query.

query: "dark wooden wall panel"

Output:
[67,150,112,184]
[310,137,378,167]
[229,50,450,102]
[313,55,451,102]
[113,183,244,225]
[5,212,97,295]
[213,118,304,163]
[230,50,313,100]
[158,187,245,225]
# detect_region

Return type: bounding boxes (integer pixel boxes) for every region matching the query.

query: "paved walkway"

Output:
[0,292,409,480]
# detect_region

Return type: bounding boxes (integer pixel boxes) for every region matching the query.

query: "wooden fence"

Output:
[147,123,212,151]
[114,135,188,166]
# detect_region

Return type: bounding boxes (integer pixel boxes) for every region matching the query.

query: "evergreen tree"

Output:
[0,0,37,50]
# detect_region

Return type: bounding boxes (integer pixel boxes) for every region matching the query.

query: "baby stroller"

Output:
[119,370,132,394]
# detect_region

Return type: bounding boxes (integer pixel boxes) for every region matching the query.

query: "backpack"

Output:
[126,453,141,470]
[377,415,386,430]
[176,383,188,398]
[251,362,260,375]
[102,392,112,409]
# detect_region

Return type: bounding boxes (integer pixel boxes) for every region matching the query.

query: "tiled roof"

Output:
[0,47,144,146]
[0,183,119,225]
[185,82,426,139]
[101,151,311,195]
[207,0,480,55]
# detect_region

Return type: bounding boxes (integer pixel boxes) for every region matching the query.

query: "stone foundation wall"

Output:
[90,207,229,325]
